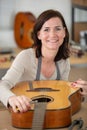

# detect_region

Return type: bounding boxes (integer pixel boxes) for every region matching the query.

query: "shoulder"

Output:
[58,58,70,65]
[12,48,35,65]
[18,48,34,56]
[15,48,35,59]
[57,58,70,70]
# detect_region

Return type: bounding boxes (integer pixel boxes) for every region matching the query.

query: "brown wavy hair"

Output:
[32,9,70,61]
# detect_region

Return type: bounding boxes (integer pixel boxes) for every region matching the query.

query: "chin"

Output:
[49,46,58,50]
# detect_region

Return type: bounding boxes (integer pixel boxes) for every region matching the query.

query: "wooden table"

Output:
[0,97,87,130]
[0,48,21,69]
[0,48,21,79]
[70,52,87,67]
[69,52,87,81]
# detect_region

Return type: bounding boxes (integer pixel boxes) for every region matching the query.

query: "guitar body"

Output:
[14,12,36,49]
[11,80,82,128]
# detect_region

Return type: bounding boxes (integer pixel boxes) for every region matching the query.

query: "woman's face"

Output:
[37,17,65,51]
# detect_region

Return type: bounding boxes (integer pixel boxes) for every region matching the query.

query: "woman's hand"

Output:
[8,95,32,113]
[71,79,87,95]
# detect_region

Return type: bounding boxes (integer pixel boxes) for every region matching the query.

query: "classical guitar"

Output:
[14,12,36,49]
[11,80,82,129]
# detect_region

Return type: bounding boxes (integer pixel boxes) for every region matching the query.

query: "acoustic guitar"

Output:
[11,80,82,129]
[14,12,36,49]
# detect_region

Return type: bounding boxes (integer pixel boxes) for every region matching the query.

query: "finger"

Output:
[71,82,84,89]
[71,82,80,88]
[19,96,31,112]
[9,100,21,113]
[76,79,86,85]
[8,96,21,112]
[16,96,31,112]
[13,105,20,113]
[79,91,87,95]
[22,96,31,107]
[15,96,27,112]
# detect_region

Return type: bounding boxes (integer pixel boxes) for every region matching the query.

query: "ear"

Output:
[37,31,41,40]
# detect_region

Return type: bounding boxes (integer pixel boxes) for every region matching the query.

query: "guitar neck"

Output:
[32,102,47,130]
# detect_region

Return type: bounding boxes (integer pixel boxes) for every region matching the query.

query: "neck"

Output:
[42,57,54,65]
[41,47,58,61]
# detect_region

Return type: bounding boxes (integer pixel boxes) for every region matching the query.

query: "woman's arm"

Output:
[0,50,31,112]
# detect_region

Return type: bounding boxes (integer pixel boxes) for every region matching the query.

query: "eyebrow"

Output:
[43,25,63,28]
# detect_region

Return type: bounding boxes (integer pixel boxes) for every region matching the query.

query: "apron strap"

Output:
[35,57,42,81]
[35,57,60,80]
[55,62,61,80]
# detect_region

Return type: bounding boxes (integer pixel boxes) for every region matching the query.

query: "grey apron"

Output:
[36,57,60,80]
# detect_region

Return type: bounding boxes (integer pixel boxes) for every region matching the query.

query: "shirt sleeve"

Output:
[0,50,26,107]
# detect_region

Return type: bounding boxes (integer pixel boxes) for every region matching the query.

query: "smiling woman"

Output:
[0,9,70,113]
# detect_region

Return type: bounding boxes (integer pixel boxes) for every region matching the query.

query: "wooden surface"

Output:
[69,66,87,81]
[0,48,21,69]
[0,97,87,130]
[71,0,87,7]
[70,52,87,67]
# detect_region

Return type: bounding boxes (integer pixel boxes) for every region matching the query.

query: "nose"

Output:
[49,30,56,37]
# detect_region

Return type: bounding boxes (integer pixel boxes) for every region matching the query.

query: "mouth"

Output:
[47,40,58,45]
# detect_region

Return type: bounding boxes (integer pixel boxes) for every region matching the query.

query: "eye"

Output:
[56,27,63,31]
[44,28,49,32]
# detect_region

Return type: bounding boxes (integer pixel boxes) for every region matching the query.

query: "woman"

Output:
[71,79,87,95]
[0,9,70,112]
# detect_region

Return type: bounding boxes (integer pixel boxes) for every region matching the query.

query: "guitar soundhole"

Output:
[32,96,53,103]
[20,22,24,39]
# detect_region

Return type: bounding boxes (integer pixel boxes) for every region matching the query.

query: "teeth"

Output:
[49,41,57,43]
[49,40,57,42]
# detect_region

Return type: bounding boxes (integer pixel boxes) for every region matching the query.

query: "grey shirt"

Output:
[0,48,70,106]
